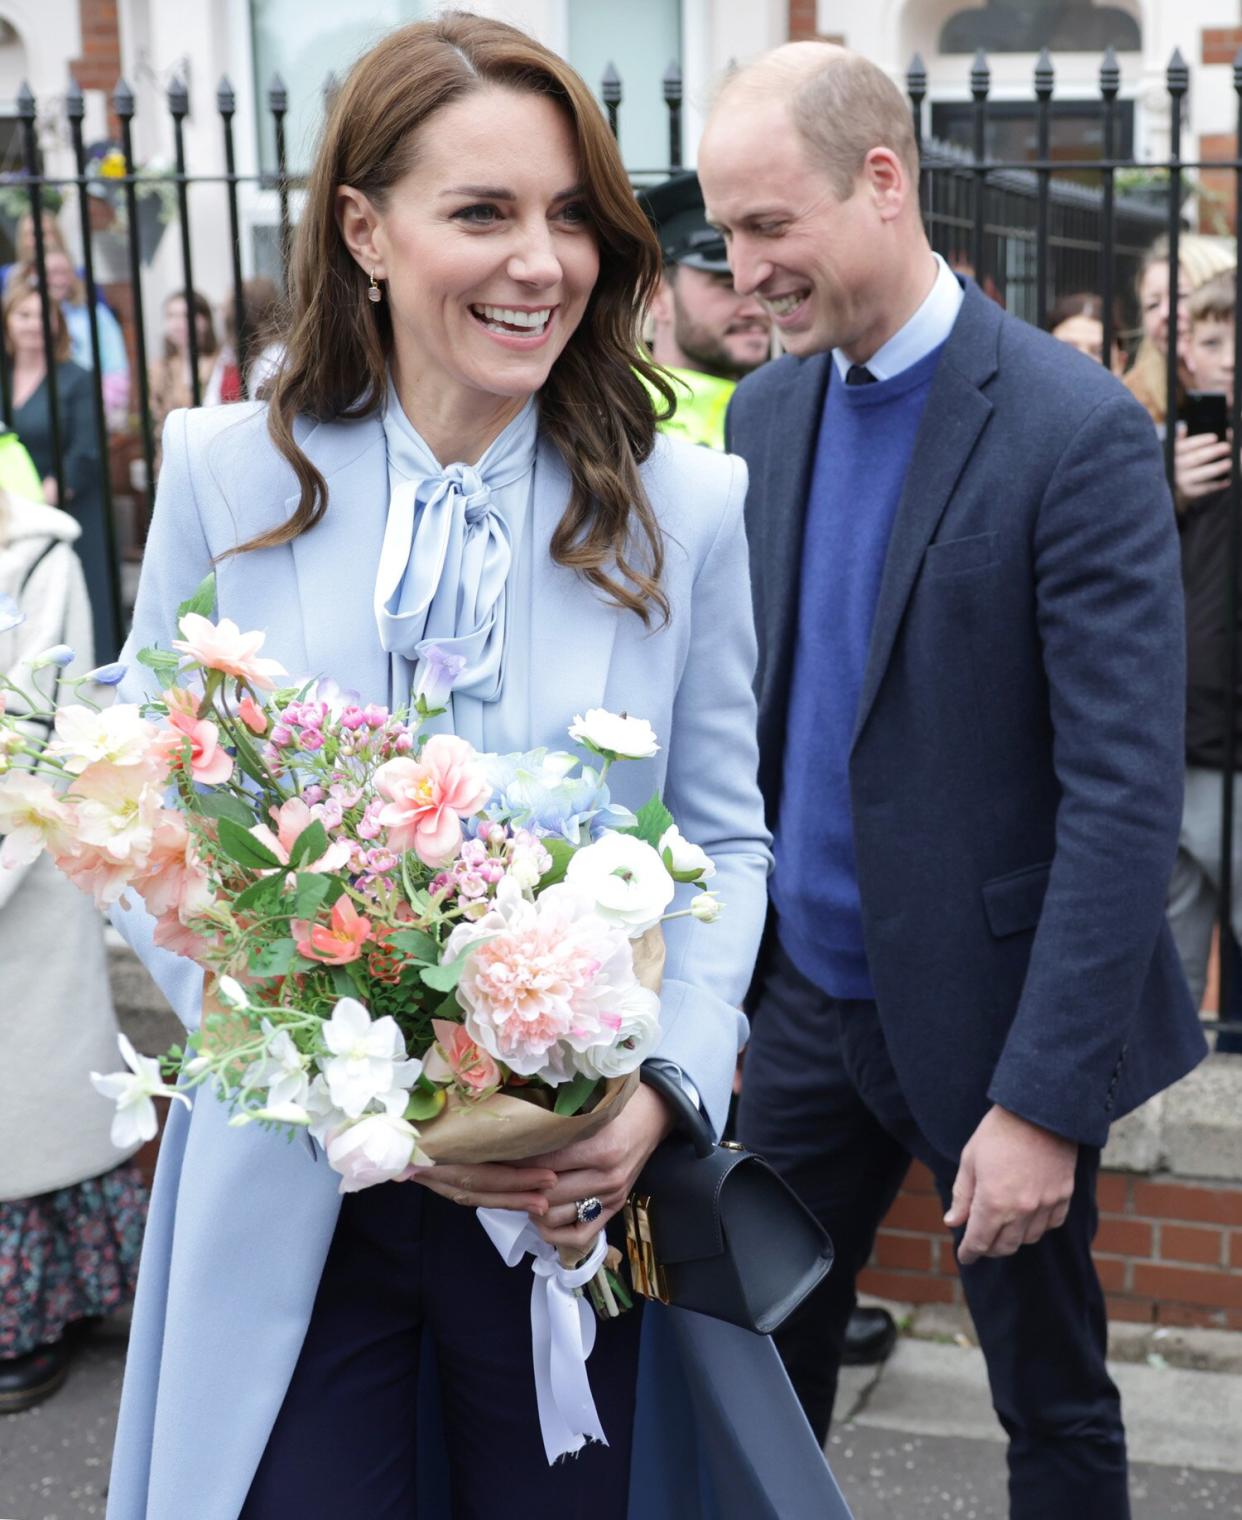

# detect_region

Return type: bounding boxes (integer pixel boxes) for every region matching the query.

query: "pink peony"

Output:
[69,760,165,865]
[373,735,490,866]
[423,1018,501,1095]
[172,613,287,691]
[445,878,639,1082]
[249,797,351,874]
[164,709,234,787]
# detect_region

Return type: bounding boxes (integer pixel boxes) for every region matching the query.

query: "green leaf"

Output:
[432,990,460,1021]
[231,874,284,916]
[553,1072,599,1117]
[287,820,328,870]
[405,1087,448,1122]
[136,645,183,690]
[290,873,332,919]
[248,937,298,977]
[419,957,464,993]
[630,793,675,851]
[175,572,217,625]
[198,792,258,828]
[537,836,576,889]
[216,815,284,870]
[330,966,358,1000]
[390,928,440,962]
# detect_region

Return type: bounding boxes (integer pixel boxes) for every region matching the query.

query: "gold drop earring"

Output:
[368,269,383,304]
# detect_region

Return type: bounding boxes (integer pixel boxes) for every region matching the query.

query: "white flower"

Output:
[573,982,662,1079]
[254,1101,312,1126]
[216,975,249,1010]
[658,825,716,881]
[91,1032,191,1150]
[47,703,157,774]
[318,997,422,1119]
[243,1024,311,1109]
[0,772,75,870]
[326,1109,429,1193]
[568,708,660,761]
[565,830,675,935]
[690,892,722,923]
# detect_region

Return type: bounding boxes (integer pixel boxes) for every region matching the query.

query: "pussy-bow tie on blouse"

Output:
[375,391,539,704]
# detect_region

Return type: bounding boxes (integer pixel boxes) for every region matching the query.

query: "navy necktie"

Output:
[845,364,877,386]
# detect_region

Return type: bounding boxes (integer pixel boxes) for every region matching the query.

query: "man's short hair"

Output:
[1190,270,1237,327]
[789,53,920,200]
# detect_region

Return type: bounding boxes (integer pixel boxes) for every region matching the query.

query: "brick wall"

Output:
[71,0,121,93]
[1203,28,1242,68]
[859,1161,1242,1330]
[787,0,843,45]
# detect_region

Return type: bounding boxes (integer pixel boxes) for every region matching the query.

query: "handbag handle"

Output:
[639,1062,716,1160]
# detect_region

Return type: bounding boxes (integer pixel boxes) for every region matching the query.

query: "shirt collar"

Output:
[831,253,964,384]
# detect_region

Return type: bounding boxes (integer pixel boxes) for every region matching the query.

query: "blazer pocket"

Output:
[982,862,1052,938]
[924,532,997,578]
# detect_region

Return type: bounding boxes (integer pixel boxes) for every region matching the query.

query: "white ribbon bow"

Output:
[477,1207,609,1464]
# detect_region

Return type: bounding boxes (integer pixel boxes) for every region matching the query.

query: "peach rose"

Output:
[373,735,490,866]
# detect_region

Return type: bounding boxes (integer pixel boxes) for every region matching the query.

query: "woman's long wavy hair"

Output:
[246,11,674,624]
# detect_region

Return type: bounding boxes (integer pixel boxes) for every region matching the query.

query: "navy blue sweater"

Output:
[771,344,945,998]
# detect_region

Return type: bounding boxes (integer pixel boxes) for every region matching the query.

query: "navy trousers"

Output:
[739,938,1129,1520]
[239,1182,642,1520]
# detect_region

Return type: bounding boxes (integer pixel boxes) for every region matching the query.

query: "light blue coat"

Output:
[106,402,852,1519]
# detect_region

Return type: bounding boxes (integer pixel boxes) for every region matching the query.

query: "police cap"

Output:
[637,170,729,274]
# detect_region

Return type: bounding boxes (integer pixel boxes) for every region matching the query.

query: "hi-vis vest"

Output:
[642,365,737,452]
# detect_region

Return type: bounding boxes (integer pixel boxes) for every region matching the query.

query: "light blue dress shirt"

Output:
[831,252,963,383]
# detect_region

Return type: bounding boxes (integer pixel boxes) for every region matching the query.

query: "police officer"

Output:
[638,171,771,450]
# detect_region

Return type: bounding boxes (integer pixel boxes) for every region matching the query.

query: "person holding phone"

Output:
[1167,269,1242,1052]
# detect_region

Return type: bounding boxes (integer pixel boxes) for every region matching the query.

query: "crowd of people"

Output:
[0,20,1240,1519]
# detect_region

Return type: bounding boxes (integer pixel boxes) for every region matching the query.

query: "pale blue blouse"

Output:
[376,375,539,754]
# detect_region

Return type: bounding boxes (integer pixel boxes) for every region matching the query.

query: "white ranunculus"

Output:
[318,997,421,1119]
[690,892,723,923]
[91,1032,191,1150]
[326,1111,422,1193]
[658,825,716,881]
[568,708,660,761]
[573,983,662,1079]
[565,831,675,935]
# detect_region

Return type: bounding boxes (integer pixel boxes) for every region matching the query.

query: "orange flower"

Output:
[294,896,372,965]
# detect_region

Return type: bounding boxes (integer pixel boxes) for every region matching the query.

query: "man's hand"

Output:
[945,1104,1077,1266]
[525,1084,676,1255]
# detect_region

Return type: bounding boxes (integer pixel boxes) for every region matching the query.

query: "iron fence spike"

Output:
[16,80,34,118]
[217,75,235,113]
[66,75,84,117]
[113,77,134,116]
[663,59,682,100]
[1167,48,1189,92]
[1233,47,1242,90]
[971,48,990,96]
[269,72,288,111]
[1100,45,1120,96]
[1035,47,1054,96]
[907,53,927,93]
[168,74,189,114]
[601,61,621,104]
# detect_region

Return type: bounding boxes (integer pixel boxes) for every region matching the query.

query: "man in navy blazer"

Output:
[700,42,1207,1518]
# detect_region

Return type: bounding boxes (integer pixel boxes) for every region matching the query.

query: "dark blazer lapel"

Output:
[852,284,1000,746]
[757,352,830,720]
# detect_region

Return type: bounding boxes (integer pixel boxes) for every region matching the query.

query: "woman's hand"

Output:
[524,1083,676,1255]
[41,475,57,505]
[1175,427,1233,506]
[403,1159,558,1216]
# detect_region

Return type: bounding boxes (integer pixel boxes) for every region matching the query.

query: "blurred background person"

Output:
[0,209,70,298]
[1124,233,1235,427]
[0,484,148,1413]
[1168,269,1242,1056]
[3,279,115,662]
[638,170,771,449]
[22,250,130,430]
[148,288,222,437]
[210,275,285,403]
[1046,292,1125,375]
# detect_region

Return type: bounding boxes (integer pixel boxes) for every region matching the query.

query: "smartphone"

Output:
[1184,390,1230,441]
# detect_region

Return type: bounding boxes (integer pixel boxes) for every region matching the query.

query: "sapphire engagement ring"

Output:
[574,1196,604,1224]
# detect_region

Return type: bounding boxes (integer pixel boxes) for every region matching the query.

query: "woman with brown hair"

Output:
[106,12,842,1519]
[147,287,221,430]
[3,280,118,660]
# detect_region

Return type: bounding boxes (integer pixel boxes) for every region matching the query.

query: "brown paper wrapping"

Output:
[417,923,666,1165]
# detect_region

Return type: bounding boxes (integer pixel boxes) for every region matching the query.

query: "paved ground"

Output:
[2,1317,1241,1519]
